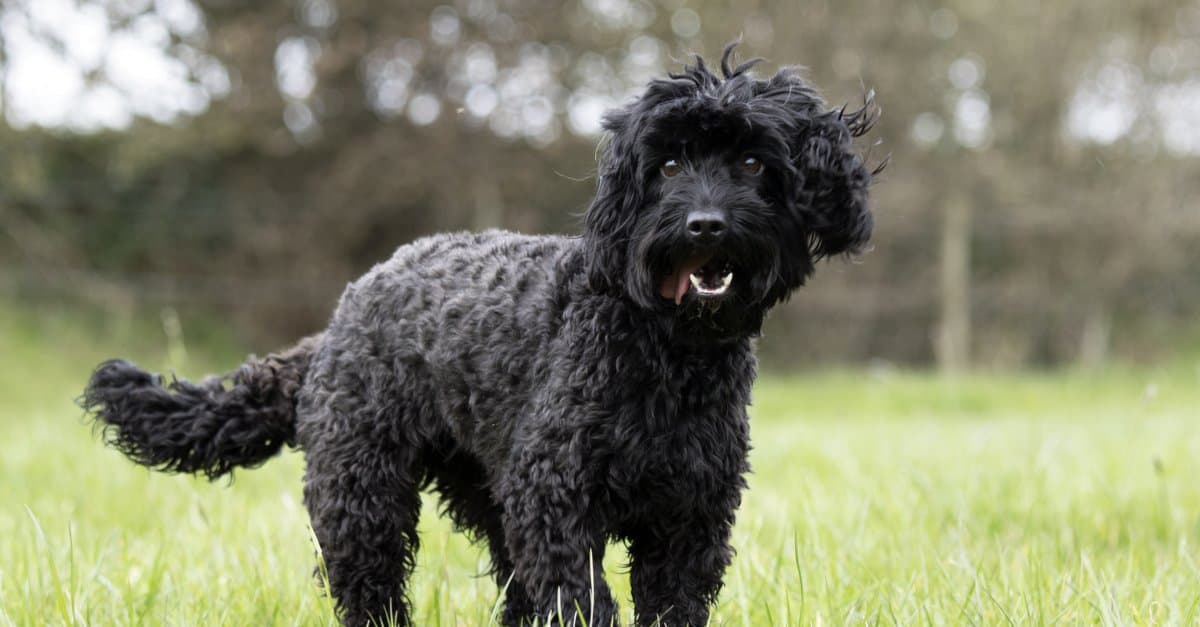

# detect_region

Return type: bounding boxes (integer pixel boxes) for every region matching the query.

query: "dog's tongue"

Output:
[659,253,714,305]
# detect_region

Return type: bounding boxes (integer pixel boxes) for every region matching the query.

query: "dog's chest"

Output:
[582,333,756,520]
[604,391,750,517]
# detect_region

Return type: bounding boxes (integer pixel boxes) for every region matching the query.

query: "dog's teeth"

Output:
[687,271,732,296]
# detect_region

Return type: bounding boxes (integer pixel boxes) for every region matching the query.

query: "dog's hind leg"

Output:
[428,453,537,626]
[487,527,539,627]
[303,422,423,626]
[299,352,425,627]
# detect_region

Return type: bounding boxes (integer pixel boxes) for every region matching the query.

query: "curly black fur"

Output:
[82,335,320,480]
[81,43,878,627]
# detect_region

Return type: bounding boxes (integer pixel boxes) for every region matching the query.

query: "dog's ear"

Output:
[794,102,878,258]
[762,72,880,259]
[582,108,644,292]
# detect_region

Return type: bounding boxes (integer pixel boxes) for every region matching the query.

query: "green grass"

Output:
[2,301,1199,625]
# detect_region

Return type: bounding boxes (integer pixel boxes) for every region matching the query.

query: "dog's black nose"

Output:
[686,210,727,243]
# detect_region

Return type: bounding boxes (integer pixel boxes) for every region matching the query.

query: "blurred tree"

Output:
[1,0,1197,367]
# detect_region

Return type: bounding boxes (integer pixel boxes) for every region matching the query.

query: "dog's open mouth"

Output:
[660,253,734,305]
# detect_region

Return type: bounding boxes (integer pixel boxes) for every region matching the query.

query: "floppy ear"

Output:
[582,109,644,292]
[792,98,879,259]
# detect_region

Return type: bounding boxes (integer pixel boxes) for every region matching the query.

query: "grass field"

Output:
[2,303,1199,625]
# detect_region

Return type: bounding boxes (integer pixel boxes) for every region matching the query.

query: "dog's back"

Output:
[301,230,581,460]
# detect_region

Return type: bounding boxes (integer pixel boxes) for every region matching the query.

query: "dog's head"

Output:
[582,44,880,344]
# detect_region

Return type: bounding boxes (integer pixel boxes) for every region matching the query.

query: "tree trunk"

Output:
[1078,306,1111,368]
[936,193,971,373]
[471,177,504,231]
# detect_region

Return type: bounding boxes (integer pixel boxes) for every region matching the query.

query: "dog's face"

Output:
[583,46,878,345]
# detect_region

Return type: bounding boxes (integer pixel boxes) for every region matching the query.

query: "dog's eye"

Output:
[741,156,764,176]
[660,159,682,178]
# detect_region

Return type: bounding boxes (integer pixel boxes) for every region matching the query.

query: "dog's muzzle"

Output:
[659,252,735,305]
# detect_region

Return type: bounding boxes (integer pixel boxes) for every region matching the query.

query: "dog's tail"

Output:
[80,334,323,480]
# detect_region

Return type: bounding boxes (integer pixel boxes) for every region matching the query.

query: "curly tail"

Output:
[80,334,323,480]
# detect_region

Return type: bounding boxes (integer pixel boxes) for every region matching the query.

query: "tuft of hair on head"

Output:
[718,40,764,79]
[670,41,764,88]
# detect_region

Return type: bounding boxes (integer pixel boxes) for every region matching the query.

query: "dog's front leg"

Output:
[628,505,738,627]
[501,445,618,626]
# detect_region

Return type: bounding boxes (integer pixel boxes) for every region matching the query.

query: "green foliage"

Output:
[2,303,1199,625]
[4,0,1199,365]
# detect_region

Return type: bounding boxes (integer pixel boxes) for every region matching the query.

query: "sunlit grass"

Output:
[2,302,1199,625]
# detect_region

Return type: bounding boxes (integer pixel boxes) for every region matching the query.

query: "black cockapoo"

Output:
[82,45,879,626]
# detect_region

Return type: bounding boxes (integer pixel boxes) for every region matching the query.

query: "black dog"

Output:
[82,45,878,626]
